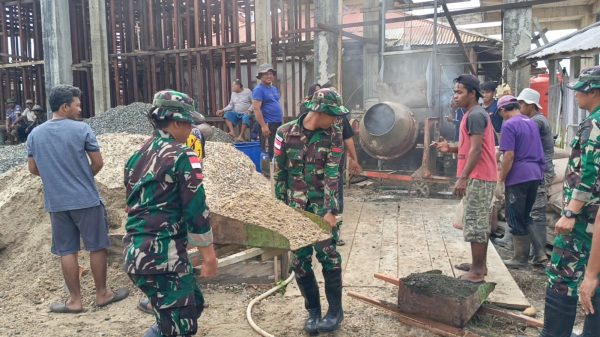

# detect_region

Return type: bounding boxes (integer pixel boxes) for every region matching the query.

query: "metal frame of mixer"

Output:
[358,117,454,197]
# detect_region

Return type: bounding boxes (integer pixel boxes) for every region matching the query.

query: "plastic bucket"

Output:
[233,141,262,172]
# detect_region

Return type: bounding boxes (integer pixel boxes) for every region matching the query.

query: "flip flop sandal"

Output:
[454,262,471,272]
[337,239,346,246]
[454,263,488,275]
[457,274,485,284]
[49,301,85,314]
[137,297,154,315]
[96,287,130,307]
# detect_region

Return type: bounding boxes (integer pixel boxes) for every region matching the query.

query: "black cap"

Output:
[454,74,482,98]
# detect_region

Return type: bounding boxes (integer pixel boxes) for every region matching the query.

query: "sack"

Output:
[453,199,464,230]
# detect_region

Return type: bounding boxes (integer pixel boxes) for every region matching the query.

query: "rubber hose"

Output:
[246,271,296,337]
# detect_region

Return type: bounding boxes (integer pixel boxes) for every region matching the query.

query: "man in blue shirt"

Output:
[252,63,283,159]
[27,85,128,313]
[481,81,501,143]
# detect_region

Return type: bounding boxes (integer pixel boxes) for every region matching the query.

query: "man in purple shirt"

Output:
[496,95,545,268]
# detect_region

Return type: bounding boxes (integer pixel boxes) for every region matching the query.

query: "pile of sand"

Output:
[0,132,328,331]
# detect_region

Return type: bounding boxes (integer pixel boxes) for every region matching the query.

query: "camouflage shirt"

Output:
[123,130,212,275]
[563,105,600,233]
[273,114,343,216]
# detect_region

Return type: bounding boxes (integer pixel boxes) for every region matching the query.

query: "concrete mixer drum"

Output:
[359,102,418,160]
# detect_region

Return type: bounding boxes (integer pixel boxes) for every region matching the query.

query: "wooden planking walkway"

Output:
[286,196,530,310]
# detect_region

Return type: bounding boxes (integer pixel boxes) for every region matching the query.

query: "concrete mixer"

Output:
[359,102,418,160]
[355,101,455,197]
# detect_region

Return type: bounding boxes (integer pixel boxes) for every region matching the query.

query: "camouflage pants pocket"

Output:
[129,273,204,337]
[546,234,589,297]
[291,237,341,277]
[463,179,495,243]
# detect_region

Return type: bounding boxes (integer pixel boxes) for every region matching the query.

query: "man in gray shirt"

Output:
[27,85,128,313]
[217,79,253,141]
[518,88,555,266]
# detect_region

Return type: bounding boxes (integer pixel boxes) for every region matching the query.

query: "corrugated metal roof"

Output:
[517,21,600,61]
[343,9,500,47]
[392,19,496,46]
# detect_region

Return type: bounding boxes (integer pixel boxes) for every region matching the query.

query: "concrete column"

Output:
[40,0,73,118]
[89,0,111,115]
[255,0,272,66]
[314,0,341,88]
[502,0,532,94]
[362,0,379,109]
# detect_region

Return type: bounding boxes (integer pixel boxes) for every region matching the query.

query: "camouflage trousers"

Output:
[530,172,555,229]
[546,228,595,297]
[463,179,495,243]
[129,272,204,337]
[291,227,341,278]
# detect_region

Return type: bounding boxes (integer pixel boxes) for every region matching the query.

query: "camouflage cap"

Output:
[149,90,203,124]
[303,88,349,116]
[567,66,600,93]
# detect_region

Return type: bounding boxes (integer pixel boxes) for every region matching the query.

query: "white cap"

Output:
[517,88,542,110]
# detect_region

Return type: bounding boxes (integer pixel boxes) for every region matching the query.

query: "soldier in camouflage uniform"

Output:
[123,90,217,337]
[540,66,600,337]
[273,88,347,335]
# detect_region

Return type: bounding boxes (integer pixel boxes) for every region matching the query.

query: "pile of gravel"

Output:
[0,144,27,175]
[0,102,233,174]
[86,102,153,136]
[211,127,234,143]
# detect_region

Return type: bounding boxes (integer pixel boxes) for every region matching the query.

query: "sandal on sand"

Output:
[137,297,153,315]
[49,301,84,314]
[96,287,130,307]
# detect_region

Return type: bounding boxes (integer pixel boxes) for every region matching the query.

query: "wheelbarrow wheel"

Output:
[412,181,430,198]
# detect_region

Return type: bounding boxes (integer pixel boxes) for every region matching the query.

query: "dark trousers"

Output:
[505,180,540,236]
[260,122,282,158]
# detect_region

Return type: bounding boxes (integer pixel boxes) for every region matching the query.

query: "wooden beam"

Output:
[441,1,477,75]
[191,247,265,271]
[316,23,378,45]
[0,60,43,69]
[478,305,544,329]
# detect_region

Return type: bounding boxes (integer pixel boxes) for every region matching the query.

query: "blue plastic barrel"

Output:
[233,141,262,172]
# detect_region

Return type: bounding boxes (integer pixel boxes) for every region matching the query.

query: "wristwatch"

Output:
[562,209,579,219]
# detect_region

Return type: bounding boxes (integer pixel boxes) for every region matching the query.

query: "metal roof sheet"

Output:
[517,21,600,61]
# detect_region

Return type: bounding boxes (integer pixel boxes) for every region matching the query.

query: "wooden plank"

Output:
[478,305,544,329]
[192,247,265,271]
[397,199,433,278]
[347,291,483,337]
[422,211,455,276]
[343,202,387,287]
[378,203,399,277]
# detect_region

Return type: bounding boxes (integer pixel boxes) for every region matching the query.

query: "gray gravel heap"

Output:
[0,102,233,175]
[0,144,27,175]
[86,102,153,136]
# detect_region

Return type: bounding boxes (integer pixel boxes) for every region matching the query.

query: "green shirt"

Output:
[273,114,343,216]
[123,131,212,275]
[563,105,600,236]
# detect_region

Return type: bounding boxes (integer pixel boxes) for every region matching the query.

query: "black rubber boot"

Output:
[142,324,161,337]
[295,271,321,336]
[580,292,600,337]
[539,288,578,337]
[318,269,344,333]
[530,223,549,266]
